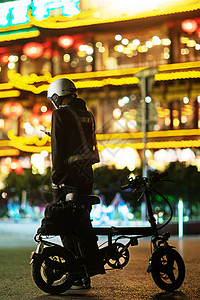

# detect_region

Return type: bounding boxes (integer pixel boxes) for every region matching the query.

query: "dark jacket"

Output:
[51,98,99,184]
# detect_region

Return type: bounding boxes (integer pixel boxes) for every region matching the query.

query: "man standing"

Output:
[47,78,104,289]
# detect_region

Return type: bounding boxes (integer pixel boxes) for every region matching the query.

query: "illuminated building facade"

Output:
[1,0,200,181]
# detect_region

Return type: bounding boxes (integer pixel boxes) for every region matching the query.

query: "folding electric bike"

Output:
[30,172,185,295]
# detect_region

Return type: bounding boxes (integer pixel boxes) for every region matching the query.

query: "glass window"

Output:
[95,27,171,71]
[180,20,200,62]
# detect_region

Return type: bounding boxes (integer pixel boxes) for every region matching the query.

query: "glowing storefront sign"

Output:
[0,0,80,28]
[31,0,80,21]
[1,0,31,28]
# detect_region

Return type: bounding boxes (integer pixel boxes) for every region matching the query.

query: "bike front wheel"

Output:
[32,246,75,295]
[151,247,185,292]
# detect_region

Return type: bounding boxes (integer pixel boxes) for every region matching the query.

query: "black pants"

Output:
[52,162,94,250]
[52,164,105,275]
[52,186,94,249]
[53,187,104,275]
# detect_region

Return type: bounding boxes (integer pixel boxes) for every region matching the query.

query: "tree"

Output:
[93,165,132,205]
[3,168,52,206]
[153,162,200,205]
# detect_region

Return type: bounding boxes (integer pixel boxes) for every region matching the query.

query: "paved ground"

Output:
[0,220,200,300]
[0,219,40,248]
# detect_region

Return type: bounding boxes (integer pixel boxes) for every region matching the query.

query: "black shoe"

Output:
[70,277,91,290]
[87,261,105,277]
[88,267,105,277]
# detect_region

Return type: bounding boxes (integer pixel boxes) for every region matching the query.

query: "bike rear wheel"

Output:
[32,246,74,295]
[151,247,185,292]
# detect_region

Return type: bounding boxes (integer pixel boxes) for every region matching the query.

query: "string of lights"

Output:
[0,28,40,42]
[7,129,51,146]
[0,90,20,98]
[155,71,200,81]
[3,128,200,156]
[4,67,200,97]
[0,149,20,157]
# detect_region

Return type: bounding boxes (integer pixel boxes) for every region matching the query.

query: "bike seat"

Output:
[65,193,100,205]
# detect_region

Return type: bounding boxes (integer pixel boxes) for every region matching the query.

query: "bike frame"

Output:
[93,185,163,251]
[32,181,169,264]
[31,173,186,294]
[32,171,175,264]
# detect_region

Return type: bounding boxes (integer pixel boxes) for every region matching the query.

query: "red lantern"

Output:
[58,35,74,48]
[10,159,23,175]
[0,54,9,63]
[23,42,44,58]
[2,102,24,118]
[181,19,198,33]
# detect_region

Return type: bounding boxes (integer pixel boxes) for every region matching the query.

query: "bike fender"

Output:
[30,242,44,264]
[30,252,41,264]
[30,243,72,264]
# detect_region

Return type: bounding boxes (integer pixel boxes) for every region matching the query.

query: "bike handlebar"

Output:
[121,172,170,191]
[121,184,130,190]
[121,172,174,232]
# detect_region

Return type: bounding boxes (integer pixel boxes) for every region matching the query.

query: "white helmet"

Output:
[47,78,77,108]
